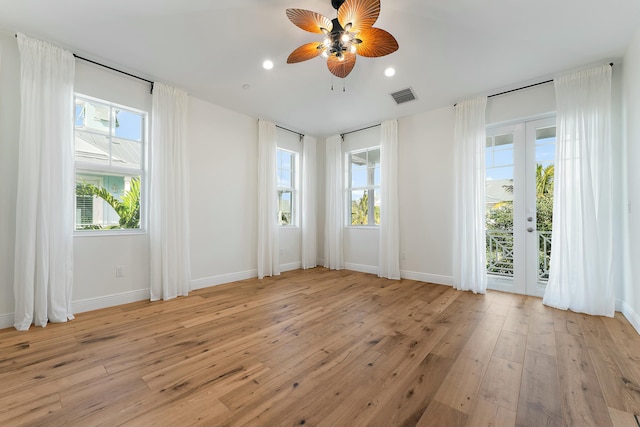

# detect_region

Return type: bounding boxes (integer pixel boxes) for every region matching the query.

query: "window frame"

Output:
[276,147,299,227]
[346,146,381,227]
[74,93,148,235]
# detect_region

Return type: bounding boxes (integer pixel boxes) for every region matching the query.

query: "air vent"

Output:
[390,88,417,105]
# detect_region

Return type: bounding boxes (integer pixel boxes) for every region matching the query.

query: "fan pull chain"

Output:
[331,75,334,91]
[343,79,346,92]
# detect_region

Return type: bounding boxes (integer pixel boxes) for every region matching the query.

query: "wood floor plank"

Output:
[362,353,455,427]
[503,306,530,336]
[1,269,639,426]
[607,407,638,427]
[516,350,563,427]
[578,313,640,414]
[555,331,613,427]
[493,330,527,364]
[416,400,468,427]
[477,356,523,412]
[526,309,557,357]
[466,398,516,427]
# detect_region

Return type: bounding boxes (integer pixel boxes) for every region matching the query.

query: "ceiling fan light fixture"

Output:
[286,0,398,78]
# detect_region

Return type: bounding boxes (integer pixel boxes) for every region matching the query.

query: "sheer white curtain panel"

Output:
[452,96,488,294]
[302,135,317,269]
[149,83,192,301]
[324,135,344,270]
[257,119,280,278]
[14,33,75,330]
[543,64,616,316]
[379,119,401,279]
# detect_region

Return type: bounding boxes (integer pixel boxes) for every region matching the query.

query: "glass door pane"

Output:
[486,132,515,280]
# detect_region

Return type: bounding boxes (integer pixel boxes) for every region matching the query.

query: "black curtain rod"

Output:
[74,55,154,94]
[453,63,614,107]
[14,34,155,94]
[276,125,304,139]
[341,123,381,138]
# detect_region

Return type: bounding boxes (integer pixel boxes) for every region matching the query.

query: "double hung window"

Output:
[74,95,147,231]
[348,147,380,226]
[277,148,297,226]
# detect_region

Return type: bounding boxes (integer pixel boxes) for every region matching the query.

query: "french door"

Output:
[485,117,556,296]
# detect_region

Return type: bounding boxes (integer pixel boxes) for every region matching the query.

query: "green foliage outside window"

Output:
[76,178,140,229]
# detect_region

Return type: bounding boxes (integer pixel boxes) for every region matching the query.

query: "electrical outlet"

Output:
[116,265,125,277]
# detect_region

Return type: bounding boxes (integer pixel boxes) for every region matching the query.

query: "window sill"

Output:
[74,229,147,237]
[345,225,380,230]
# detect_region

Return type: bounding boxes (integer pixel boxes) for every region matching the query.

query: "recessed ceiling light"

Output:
[263,60,274,70]
[384,67,396,77]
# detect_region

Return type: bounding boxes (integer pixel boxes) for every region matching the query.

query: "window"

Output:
[277,148,297,226]
[74,95,146,231]
[348,147,380,225]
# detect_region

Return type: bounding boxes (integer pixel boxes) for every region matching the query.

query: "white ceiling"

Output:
[0,0,639,137]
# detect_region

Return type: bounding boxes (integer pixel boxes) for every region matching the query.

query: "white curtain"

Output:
[452,96,488,294]
[324,135,344,270]
[302,135,317,269]
[257,119,280,278]
[13,33,75,330]
[543,64,615,316]
[149,83,191,301]
[379,119,401,279]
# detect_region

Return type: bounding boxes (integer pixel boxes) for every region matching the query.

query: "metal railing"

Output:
[486,229,552,281]
[538,231,552,281]
[486,230,514,277]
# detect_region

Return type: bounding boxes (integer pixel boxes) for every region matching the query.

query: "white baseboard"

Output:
[344,262,378,275]
[619,299,640,335]
[400,270,453,286]
[281,262,302,272]
[72,289,150,314]
[191,269,258,291]
[0,288,151,331]
[0,312,14,330]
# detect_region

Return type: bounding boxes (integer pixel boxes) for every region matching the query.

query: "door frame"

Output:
[486,115,555,297]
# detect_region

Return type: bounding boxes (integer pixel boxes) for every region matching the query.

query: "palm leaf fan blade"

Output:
[337,0,380,33]
[355,27,398,57]
[286,9,333,33]
[287,42,324,63]
[327,52,356,78]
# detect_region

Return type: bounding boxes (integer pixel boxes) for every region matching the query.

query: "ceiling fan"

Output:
[286,0,399,78]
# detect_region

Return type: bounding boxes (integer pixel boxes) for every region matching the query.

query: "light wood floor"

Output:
[2,269,640,426]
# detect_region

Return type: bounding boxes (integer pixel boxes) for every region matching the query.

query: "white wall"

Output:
[188,97,259,288]
[398,107,456,284]
[623,28,640,331]
[0,31,20,324]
